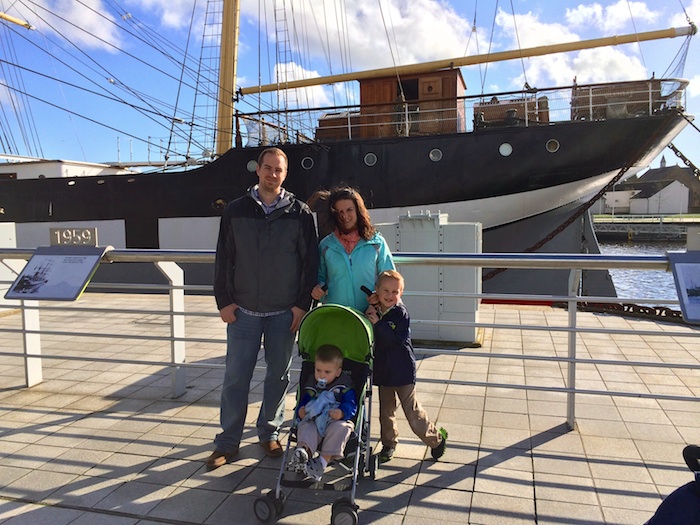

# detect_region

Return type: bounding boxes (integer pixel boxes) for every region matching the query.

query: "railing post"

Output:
[22,299,42,387]
[566,268,581,431]
[156,261,186,398]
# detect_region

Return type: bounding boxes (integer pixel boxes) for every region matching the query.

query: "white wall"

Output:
[159,217,220,250]
[601,189,635,214]
[630,181,689,214]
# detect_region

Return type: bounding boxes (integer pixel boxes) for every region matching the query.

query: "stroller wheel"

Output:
[274,491,286,516]
[332,497,359,525]
[254,491,282,524]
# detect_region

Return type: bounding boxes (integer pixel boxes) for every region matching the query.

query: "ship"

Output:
[0,2,696,296]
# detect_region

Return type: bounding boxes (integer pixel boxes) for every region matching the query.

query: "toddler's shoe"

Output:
[431,427,448,460]
[378,446,395,463]
[287,447,309,473]
[305,456,325,481]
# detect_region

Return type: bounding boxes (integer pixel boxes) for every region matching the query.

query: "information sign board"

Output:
[668,251,700,324]
[5,245,108,301]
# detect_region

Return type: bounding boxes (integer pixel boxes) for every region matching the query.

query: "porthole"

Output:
[499,143,513,157]
[67,180,76,186]
[246,160,257,172]
[429,149,443,162]
[97,179,105,185]
[546,139,560,153]
[301,157,314,170]
[364,152,378,167]
[127,178,136,183]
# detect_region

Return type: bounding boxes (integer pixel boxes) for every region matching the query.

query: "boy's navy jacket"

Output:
[372,303,417,387]
[297,373,357,422]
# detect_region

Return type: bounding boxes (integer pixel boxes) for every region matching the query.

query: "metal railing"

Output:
[1,248,697,433]
[236,78,689,146]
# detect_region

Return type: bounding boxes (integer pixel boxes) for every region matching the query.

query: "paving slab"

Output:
[0,294,698,524]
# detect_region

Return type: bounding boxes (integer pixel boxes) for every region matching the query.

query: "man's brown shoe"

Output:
[205,449,238,469]
[260,440,283,458]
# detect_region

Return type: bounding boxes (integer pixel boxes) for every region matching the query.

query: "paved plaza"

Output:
[0,293,699,524]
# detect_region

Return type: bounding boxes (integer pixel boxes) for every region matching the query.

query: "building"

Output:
[594,156,698,215]
[0,159,139,180]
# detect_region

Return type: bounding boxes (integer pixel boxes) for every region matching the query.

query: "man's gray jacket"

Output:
[214,188,319,313]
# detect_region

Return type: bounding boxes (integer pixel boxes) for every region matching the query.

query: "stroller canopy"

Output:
[298,304,374,363]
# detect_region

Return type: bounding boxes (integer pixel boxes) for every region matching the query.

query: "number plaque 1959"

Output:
[50,227,98,246]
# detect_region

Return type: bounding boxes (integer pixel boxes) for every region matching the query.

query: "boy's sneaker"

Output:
[431,428,448,460]
[287,447,309,473]
[378,446,395,463]
[305,456,325,481]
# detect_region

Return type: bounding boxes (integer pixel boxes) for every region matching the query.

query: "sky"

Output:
[1,0,699,171]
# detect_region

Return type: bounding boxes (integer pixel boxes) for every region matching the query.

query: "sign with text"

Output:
[50,227,98,246]
[5,245,107,301]
[668,251,700,324]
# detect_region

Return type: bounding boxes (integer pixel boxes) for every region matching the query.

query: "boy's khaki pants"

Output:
[379,384,441,449]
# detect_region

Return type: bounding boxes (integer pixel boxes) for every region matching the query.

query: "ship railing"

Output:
[231,77,688,145]
[0,248,696,432]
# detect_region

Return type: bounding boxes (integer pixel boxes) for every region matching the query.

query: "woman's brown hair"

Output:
[328,186,375,240]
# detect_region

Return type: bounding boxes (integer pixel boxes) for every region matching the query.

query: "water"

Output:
[598,241,685,302]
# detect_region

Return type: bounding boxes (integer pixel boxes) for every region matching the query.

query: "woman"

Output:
[311,186,395,312]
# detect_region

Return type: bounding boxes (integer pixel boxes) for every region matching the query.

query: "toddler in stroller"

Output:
[287,344,357,481]
[253,304,377,525]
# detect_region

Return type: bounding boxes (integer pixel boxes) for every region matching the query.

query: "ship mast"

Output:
[215,0,240,157]
[240,24,696,96]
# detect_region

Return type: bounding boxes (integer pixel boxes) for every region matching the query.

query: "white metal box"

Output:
[377,212,481,345]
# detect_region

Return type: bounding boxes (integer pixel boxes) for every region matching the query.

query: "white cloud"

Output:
[686,73,700,99]
[273,62,334,108]
[125,0,205,30]
[240,0,472,75]
[8,0,122,51]
[572,48,647,82]
[670,0,700,26]
[566,1,659,33]
[496,8,579,48]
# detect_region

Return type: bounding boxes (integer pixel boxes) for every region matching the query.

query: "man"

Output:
[208,147,319,469]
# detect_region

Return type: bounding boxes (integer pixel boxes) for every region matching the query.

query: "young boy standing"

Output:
[365,270,447,462]
[288,344,357,480]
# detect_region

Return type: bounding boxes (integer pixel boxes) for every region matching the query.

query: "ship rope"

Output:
[508,0,531,91]
[376,0,409,132]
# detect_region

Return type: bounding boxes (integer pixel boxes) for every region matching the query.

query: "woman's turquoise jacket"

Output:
[317,231,395,312]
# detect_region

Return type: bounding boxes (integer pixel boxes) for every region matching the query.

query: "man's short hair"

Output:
[257,147,288,168]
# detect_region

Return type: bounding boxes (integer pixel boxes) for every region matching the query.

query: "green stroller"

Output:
[254,304,378,525]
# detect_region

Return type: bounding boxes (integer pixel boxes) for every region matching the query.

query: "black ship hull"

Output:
[1,114,688,251]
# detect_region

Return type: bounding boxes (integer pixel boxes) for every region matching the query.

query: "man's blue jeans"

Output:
[214,309,295,452]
